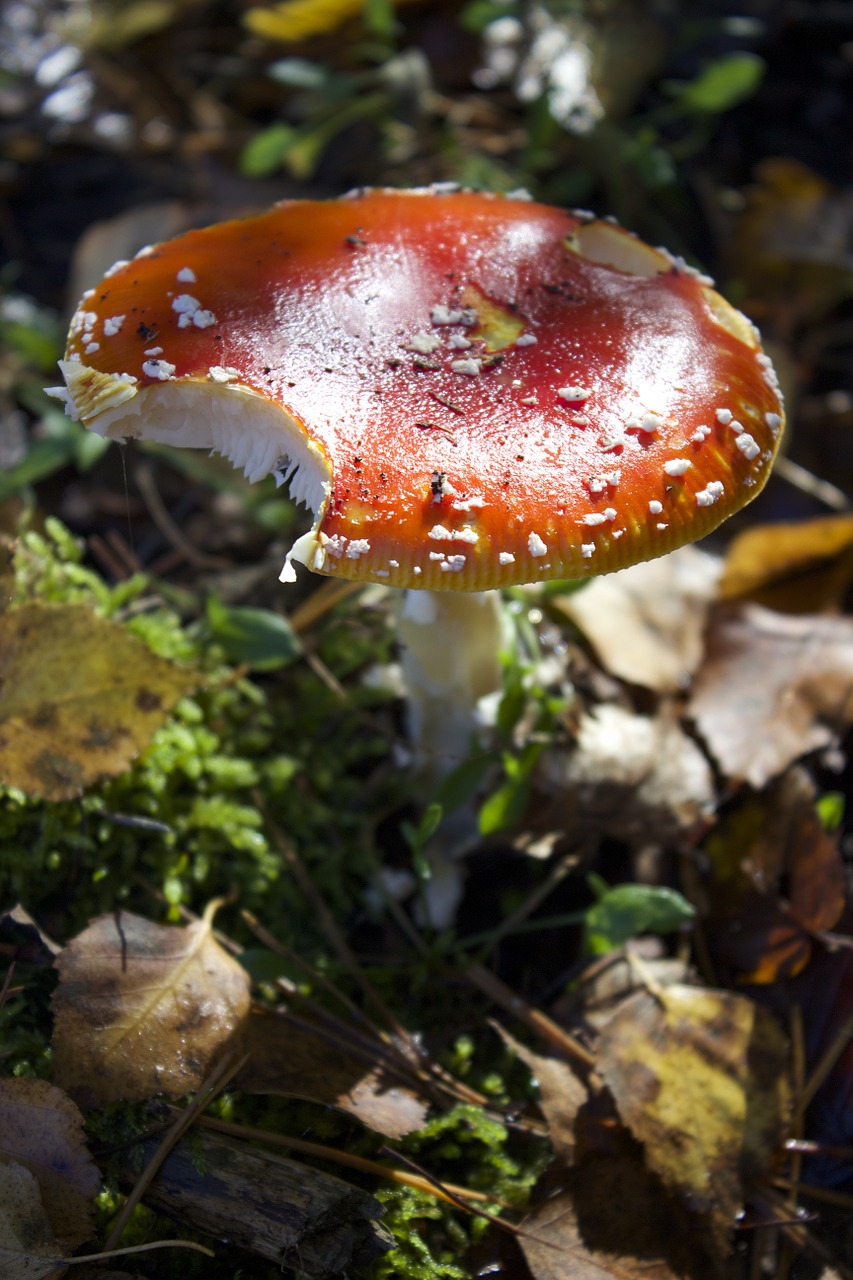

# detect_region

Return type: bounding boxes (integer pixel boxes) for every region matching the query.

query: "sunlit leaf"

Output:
[721,513,853,614]
[206,595,300,670]
[0,602,196,800]
[598,984,790,1247]
[671,53,764,114]
[52,905,251,1107]
[584,882,694,956]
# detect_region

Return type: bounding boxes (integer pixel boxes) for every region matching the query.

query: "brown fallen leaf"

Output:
[552,546,720,693]
[689,602,853,788]
[0,905,61,968]
[492,1024,587,1165]
[52,905,251,1108]
[729,158,853,329]
[0,1161,65,1280]
[597,983,790,1248]
[0,601,195,801]
[241,1009,428,1140]
[520,1170,689,1280]
[696,768,846,983]
[539,704,715,846]
[0,1078,100,1252]
[720,514,853,614]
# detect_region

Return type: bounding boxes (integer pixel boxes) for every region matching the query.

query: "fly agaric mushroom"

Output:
[50,187,784,771]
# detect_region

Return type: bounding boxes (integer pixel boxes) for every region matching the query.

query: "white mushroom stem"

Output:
[395,588,510,782]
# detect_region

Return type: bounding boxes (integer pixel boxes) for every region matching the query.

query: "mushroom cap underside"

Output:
[55,188,784,591]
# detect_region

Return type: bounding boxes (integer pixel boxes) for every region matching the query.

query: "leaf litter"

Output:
[51,903,251,1107]
[0,601,194,801]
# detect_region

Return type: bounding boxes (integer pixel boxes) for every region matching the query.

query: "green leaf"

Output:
[205,596,300,670]
[363,0,396,39]
[583,883,695,956]
[816,791,845,833]
[401,801,444,871]
[459,1,511,34]
[0,438,76,501]
[478,743,541,837]
[434,751,499,815]
[675,53,765,115]
[240,123,299,178]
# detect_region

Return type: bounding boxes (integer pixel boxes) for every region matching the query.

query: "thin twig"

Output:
[134,461,230,570]
[253,793,415,1049]
[463,963,596,1071]
[193,1113,504,1207]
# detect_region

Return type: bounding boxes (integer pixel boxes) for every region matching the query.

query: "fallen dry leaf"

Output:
[0,1078,100,1251]
[597,983,790,1247]
[539,704,714,846]
[0,1161,65,1280]
[697,768,846,983]
[493,1024,586,1165]
[52,905,251,1107]
[0,602,195,800]
[0,905,61,968]
[241,1010,428,1140]
[689,602,853,788]
[729,157,853,328]
[720,513,853,614]
[552,547,720,693]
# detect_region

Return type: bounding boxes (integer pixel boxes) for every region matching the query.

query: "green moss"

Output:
[0,519,391,940]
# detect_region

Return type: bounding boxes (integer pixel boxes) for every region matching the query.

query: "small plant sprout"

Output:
[50,187,784,773]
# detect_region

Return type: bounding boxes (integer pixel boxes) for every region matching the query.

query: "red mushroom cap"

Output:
[54,188,784,590]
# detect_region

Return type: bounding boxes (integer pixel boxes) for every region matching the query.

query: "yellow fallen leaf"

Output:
[721,513,853,614]
[52,904,251,1108]
[0,601,195,800]
[597,984,790,1247]
[244,0,412,43]
[0,1079,100,1252]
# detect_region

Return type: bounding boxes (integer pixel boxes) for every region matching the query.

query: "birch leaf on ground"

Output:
[689,602,853,788]
[51,906,251,1108]
[0,1161,65,1280]
[0,1078,100,1251]
[552,547,720,692]
[597,985,790,1247]
[241,1011,427,1140]
[0,602,195,800]
[492,1025,586,1165]
[720,513,853,614]
[520,1180,685,1280]
[699,769,846,983]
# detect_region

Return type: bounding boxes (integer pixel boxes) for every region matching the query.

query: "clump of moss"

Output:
[370,1100,543,1280]
[0,518,393,943]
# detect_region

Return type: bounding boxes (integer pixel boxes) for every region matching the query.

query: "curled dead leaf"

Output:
[493,1023,587,1165]
[51,906,251,1108]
